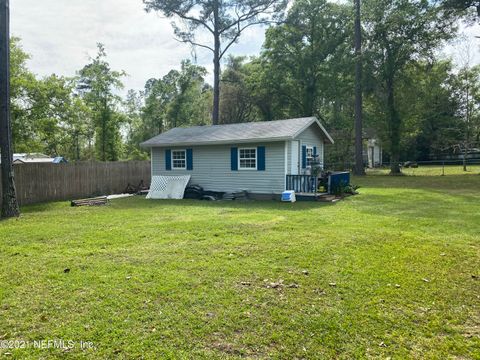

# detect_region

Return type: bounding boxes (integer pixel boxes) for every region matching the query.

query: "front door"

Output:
[291,141,300,175]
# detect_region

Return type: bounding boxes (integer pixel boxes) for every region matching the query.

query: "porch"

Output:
[285,172,350,201]
[286,174,319,194]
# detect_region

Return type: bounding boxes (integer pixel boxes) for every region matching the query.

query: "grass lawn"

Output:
[0,172,479,358]
[366,164,480,176]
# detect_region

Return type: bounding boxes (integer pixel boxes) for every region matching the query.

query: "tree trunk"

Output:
[75,131,81,160]
[102,100,107,161]
[353,0,365,176]
[0,0,20,218]
[386,74,401,175]
[464,77,470,172]
[212,0,221,125]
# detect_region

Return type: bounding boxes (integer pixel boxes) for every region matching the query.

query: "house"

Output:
[141,117,334,197]
[363,129,383,168]
[11,153,67,164]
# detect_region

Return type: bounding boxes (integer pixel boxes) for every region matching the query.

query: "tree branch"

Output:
[218,1,278,35]
[220,21,270,59]
[172,11,215,34]
[174,37,215,53]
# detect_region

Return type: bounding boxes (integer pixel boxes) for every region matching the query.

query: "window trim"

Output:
[238,147,257,171]
[171,149,187,170]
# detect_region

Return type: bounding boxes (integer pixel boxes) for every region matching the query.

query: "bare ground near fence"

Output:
[0,161,151,206]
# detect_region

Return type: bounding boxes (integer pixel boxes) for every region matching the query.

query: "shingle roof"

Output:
[141,117,334,147]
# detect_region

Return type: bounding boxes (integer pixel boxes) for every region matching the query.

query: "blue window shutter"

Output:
[257,146,265,171]
[165,149,172,171]
[186,149,193,170]
[231,147,238,171]
[302,145,307,169]
[313,146,317,157]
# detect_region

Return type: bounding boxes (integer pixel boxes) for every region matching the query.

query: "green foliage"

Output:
[451,65,480,152]
[143,0,287,51]
[363,0,458,173]
[166,60,211,129]
[442,0,480,21]
[10,38,94,159]
[261,0,353,118]
[220,56,255,124]
[397,61,465,160]
[127,60,212,156]
[10,37,43,152]
[7,0,475,166]
[144,0,288,124]
[77,44,126,161]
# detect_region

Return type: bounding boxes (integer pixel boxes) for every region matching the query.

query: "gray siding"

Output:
[151,141,287,194]
[287,124,326,174]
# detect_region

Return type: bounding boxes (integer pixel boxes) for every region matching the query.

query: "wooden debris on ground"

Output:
[71,196,108,207]
[317,194,337,202]
[124,180,149,195]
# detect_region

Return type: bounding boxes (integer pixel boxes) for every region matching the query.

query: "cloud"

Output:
[12,0,476,94]
[10,0,265,93]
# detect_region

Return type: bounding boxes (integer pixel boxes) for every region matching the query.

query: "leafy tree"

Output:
[363,0,457,174]
[27,75,78,156]
[142,73,179,138]
[63,95,93,161]
[442,0,480,20]
[128,60,212,155]
[77,44,126,161]
[261,0,352,118]
[243,57,280,121]
[220,55,255,124]
[353,0,365,175]
[123,90,148,160]
[167,60,211,128]
[10,37,39,152]
[394,60,463,161]
[9,38,94,160]
[143,0,287,125]
[451,65,480,169]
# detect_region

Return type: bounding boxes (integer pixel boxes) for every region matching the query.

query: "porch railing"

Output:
[286,175,318,194]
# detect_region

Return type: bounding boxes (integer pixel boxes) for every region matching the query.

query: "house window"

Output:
[306,146,314,166]
[239,148,257,170]
[172,150,186,169]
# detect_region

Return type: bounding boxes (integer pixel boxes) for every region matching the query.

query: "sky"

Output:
[10,0,265,93]
[10,0,480,95]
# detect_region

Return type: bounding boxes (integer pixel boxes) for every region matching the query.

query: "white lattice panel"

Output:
[146,175,191,200]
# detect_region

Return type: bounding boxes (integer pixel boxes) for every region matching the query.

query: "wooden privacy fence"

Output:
[0,161,151,206]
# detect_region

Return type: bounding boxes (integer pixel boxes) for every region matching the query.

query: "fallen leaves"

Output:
[262,279,300,290]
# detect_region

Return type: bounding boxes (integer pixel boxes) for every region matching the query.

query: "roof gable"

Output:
[141,117,333,147]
